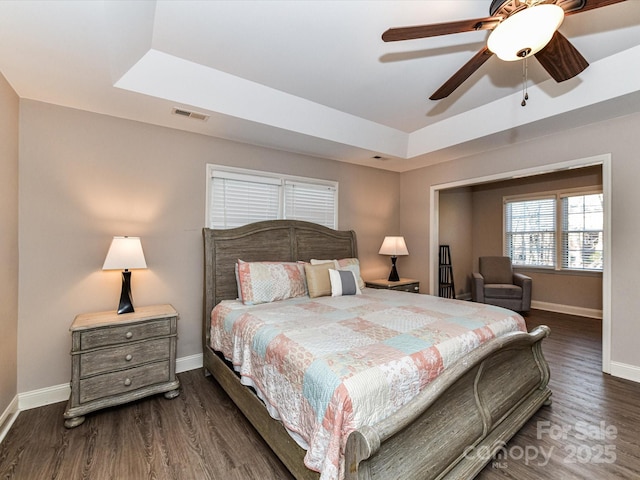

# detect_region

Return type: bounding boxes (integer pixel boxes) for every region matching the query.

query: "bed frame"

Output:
[202,220,551,480]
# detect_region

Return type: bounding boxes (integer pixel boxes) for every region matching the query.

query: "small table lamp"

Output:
[103,236,147,314]
[378,236,409,282]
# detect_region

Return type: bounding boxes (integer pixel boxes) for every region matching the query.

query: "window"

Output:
[561,193,604,270]
[206,165,338,229]
[284,181,337,227]
[504,189,603,271]
[505,197,556,268]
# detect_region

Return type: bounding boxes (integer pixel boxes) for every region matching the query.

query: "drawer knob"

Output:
[125,354,133,362]
[124,378,132,387]
[125,331,133,339]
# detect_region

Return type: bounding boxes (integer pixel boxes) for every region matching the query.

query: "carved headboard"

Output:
[202,220,358,346]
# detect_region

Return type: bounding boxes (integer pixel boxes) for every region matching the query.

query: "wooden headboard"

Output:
[202,220,358,347]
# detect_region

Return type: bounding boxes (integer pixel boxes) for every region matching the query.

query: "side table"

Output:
[365,278,420,293]
[63,304,180,428]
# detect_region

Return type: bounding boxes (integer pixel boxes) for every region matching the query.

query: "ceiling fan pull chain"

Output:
[521,56,529,107]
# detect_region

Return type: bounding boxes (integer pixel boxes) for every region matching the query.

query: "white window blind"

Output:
[284,181,336,229]
[207,166,338,229]
[561,193,604,270]
[505,198,556,267]
[209,171,280,229]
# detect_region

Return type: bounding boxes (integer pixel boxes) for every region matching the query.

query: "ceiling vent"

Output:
[172,107,209,121]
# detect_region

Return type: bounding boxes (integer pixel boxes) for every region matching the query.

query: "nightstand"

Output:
[63,304,180,428]
[365,278,420,293]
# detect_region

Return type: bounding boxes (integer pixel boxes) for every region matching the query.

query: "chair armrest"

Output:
[471,272,485,302]
[513,273,532,311]
[512,272,531,287]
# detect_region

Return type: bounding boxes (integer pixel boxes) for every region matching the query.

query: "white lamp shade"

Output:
[378,236,409,256]
[487,4,564,61]
[102,236,147,270]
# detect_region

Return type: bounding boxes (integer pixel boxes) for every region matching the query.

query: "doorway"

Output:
[429,154,611,373]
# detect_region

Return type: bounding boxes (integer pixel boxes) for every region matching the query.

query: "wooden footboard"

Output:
[344,325,551,480]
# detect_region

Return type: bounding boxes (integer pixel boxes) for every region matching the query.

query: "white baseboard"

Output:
[531,300,602,319]
[17,353,205,412]
[18,383,70,411]
[0,395,19,444]
[456,295,602,319]
[176,353,203,373]
[609,361,640,384]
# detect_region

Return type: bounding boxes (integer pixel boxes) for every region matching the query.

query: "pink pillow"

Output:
[237,260,308,305]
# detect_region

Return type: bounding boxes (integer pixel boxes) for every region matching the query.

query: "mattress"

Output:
[210,288,526,480]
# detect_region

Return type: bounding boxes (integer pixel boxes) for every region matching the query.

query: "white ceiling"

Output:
[1,0,639,172]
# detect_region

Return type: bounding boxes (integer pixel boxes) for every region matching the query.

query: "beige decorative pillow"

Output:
[310,258,339,268]
[305,262,334,298]
[311,258,365,291]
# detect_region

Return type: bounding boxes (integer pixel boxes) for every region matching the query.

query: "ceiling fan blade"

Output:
[430,47,494,100]
[382,17,502,42]
[535,31,589,82]
[559,0,626,15]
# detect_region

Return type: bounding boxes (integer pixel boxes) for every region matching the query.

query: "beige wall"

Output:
[438,187,473,296]
[400,110,640,370]
[0,73,19,413]
[17,100,400,393]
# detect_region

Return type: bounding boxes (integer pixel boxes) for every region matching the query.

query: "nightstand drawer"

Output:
[390,282,419,293]
[79,361,170,404]
[80,318,172,350]
[79,338,171,377]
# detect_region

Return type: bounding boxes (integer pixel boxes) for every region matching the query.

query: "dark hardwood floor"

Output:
[1,310,639,479]
[478,310,640,480]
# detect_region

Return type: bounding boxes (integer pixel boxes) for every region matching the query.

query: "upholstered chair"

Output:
[471,256,532,312]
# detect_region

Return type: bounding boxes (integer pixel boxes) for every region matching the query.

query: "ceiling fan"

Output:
[382,0,627,100]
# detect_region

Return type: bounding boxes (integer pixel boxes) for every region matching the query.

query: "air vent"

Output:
[171,107,209,121]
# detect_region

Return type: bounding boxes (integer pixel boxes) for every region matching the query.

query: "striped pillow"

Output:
[328,269,362,297]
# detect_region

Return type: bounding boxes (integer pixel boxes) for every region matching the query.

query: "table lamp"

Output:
[378,236,409,282]
[102,236,147,314]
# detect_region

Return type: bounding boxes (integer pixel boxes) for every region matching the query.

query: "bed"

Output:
[202,220,551,480]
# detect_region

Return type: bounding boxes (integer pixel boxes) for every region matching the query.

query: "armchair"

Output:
[471,256,532,312]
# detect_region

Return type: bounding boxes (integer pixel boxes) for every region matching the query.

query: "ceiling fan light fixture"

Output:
[487,4,564,61]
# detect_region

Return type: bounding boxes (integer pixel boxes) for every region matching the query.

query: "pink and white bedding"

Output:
[210,288,526,480]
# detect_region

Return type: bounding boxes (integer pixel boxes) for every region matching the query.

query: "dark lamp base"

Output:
[117,270,134,314]
[387,256,400,282]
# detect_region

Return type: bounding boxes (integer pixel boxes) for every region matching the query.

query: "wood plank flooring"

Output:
[1,309,640,479]
[478,310,640,480]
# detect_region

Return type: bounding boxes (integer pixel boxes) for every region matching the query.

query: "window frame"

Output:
[503,186,603,273]
[205,164,338,229]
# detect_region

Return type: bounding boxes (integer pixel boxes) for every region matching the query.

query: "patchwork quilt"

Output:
[210,289,526,480]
